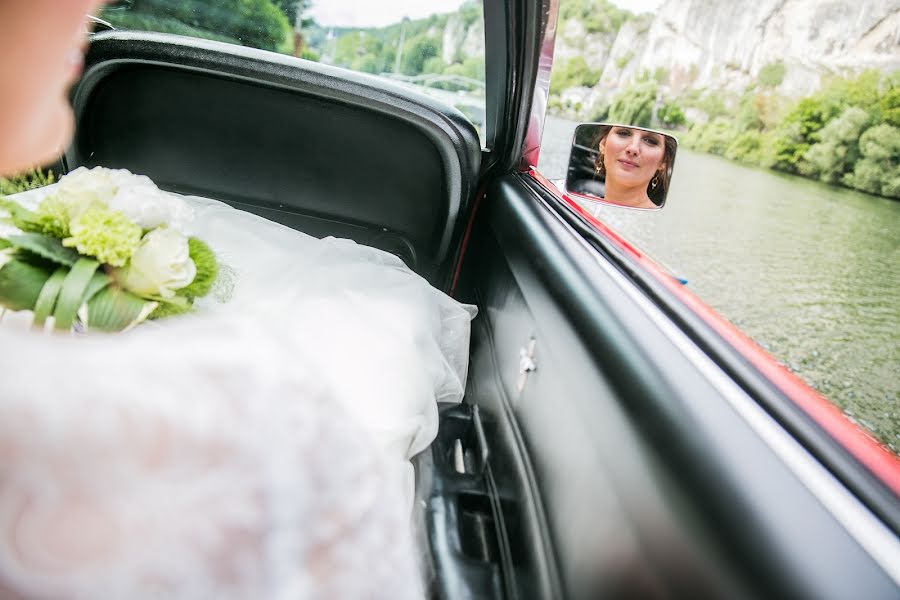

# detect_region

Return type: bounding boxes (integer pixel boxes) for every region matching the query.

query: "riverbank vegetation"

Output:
[679,71,900,199]
[566,66,899,200]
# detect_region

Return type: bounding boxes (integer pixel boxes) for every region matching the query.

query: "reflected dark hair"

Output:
[593,125,677,206]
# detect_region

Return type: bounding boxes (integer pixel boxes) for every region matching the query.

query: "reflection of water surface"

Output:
[538,117,900,453]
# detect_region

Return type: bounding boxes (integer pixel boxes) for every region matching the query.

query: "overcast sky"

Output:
[308,0,663,28]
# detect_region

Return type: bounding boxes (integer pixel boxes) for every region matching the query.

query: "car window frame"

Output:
[516,0,900,535]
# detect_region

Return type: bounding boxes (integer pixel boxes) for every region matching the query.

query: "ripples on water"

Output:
[538,117,900,453]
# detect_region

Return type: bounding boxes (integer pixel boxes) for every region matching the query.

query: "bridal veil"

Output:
[0,182,477,598]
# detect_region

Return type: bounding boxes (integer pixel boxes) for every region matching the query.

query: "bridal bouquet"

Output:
[0,167,217,332]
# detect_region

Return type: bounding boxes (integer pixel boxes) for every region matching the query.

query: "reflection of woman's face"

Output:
[0,1,105,176]
[600,127,666,189]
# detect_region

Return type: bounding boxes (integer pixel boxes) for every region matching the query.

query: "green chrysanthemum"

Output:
[178,237,218,299]
[63,207,141,267]
[30,196,71,238]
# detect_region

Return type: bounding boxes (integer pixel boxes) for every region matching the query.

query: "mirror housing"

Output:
[565,123,678,210]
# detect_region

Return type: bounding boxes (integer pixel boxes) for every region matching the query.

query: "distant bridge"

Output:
[379,73,485,129]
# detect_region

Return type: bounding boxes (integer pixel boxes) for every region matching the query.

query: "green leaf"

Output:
[0,259,52,311]
[0,168,55,195]
[83,271,111,305]
[0,198,38,231]
[144,294,190,309]
[32,268,68,327]
[86,286,158,332]
[8,233,80,266]
[0,197,33,220]
[0,239,11,250]
[53,258,100,331]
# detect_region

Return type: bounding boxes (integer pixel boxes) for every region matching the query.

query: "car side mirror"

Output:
[565,123,678,210]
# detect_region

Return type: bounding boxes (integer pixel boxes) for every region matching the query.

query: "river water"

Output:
[537,116,900,453]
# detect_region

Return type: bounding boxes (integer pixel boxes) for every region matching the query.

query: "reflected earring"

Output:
[651,174,659,189]
[596,152,605,176]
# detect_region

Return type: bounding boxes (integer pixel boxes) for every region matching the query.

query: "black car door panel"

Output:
[432,173,899,600]
[70,31,481,284]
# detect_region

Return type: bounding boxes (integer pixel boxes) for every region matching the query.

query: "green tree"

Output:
[590,99,611,122]
[652,67,669,84]
[752,93,785,130]
[679,88,729,121]
[828,70,882,113]
[123,0,292,52]
[100,10,241,44]
[842,124,900,198]
[608,81,657,127]
[697,93,728,120]
[758,61,786,88]
[735,93,764,132]
[657,102,686,128]
[878,87,900,128]
[334,32,389,71]
[271,0,311,27]
[271,0,315,56]
[424,56,446,72]
[668,69,897,193]
[725,130,764,163]
[400,35,440,75]
[351,54,381,74]
[549,57,601,95]
[560,0,632,34]
[300,47,320,61]
[769,94,842,172]
[770,121,810,172]
[445,57,485,82]
[459,1,482,27]
[801,107,871,183]
[614,52,634,70]
[684,119,733,155]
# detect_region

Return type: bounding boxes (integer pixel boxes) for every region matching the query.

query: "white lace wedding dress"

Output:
[0,180,476,598]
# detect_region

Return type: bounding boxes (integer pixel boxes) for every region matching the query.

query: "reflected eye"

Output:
[615,129,632,138]
[643,136,660,146]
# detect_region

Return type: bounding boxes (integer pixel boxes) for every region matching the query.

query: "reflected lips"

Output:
[617,159,639,169]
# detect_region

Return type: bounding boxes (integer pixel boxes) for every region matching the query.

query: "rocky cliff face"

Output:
[442,13,485,64]
[554,17,621,70]
[552,0,899,111]
[630,0,899,95]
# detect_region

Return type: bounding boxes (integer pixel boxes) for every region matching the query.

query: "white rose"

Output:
[106,170,195,234]
[109,187,194,234]
[119,228,196,299]
[53,166,196,233]
[55,167,117,218]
